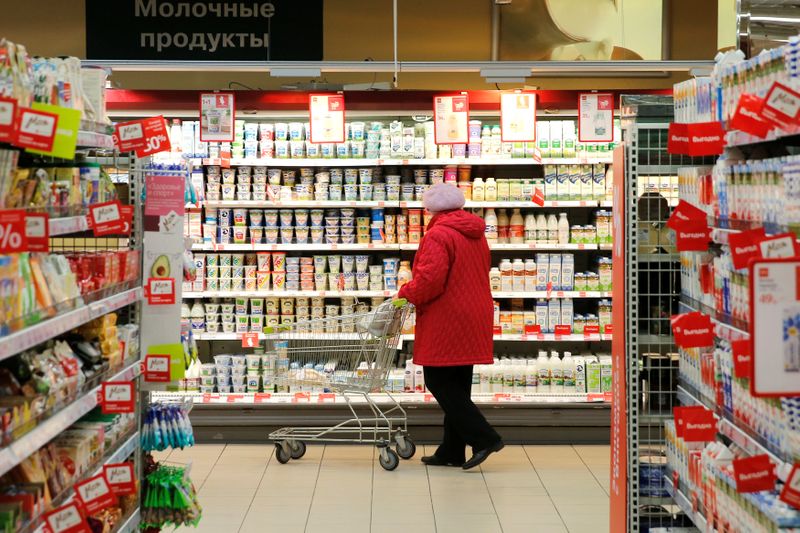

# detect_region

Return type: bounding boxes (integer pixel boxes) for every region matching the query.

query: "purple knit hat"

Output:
[423,183,465,213]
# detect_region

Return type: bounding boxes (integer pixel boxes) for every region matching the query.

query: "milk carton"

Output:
[535,254,549,291]
[537,121,551,158]
[586,356,602,393]
[580,165,593,200]
[414,364,425,392]
[574,355,587,393]
[600,356,612,392]
[556,167,570,201]
[535,299,549,331]
[562,120,577,158]
[561,254,575,291]
[592,164,606,201]
[549,121,563,158]
[547,299,561,333]
[544,165,558,201]
[560,299,574,329]
[568,165,581,200]
[404,360,414,392]
[548,253,562,290]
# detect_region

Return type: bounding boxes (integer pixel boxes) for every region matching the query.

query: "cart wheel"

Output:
[379,447,400,471]
[275,443,291,464]
[289,440,306,460]
[395,436,416,460]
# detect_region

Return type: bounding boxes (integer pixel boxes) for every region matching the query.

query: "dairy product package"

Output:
[549,121,563,158]
[600,356,612,392]
[535,254,549,291]
[580,165,593,200]
[783,306,800,372]
[560,299,574,329]
[535,299,548,331]
[547,299,561,333]
[556,167,570,200]
[561,254,574,290]
[544,165,557,200]
[586,357,602,393]
[537,121,550,158]
[592,164,606,201]
[562,120,577,158]
[568,164,581,200]
[548,253,562,290]
[574,356,587,393]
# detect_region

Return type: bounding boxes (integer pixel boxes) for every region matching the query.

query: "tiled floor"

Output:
[154,443,610,533]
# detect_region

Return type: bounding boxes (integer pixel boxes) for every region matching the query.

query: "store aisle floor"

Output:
[154,443,610,533]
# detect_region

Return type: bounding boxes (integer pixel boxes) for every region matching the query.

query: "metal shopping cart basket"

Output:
[267,299,415,471]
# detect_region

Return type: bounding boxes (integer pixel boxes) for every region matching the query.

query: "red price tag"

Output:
[317,393,336,403]
[146,277,175,305]
[731,339,752,379]
[761,82,800,129]
[675,222,712,252]
[673,405,708,439]
[0,96,16,143]
[667,200,708,231]
[667,122,725,156]
[0,210,28,253]
[554,325,572,336]
[584,325,600,337]
[14,107,58,152]
[733,454,776,493]
[24,213,49,252]
[672,312,714,348]
[524,324,541,335]
[226,394,244,403]
[780,463,800,509]
[729,228,766,270]
[731,93,772,138]
[144,354,170,382]
[43,502,90,533]
[532,187,545,206]
[293,392,311,402]
[89,200,125,236]
[74,474,118,515]
[113,118,147,153]
[253,393,272,403]
[103,463,136,496]
[241,332,260,348]
[681,407,717,442]
[134,116,171,157]
[100,381,135,414]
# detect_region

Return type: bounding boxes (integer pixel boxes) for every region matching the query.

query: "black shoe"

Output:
[462,441,505,470]
[421,455,464,467]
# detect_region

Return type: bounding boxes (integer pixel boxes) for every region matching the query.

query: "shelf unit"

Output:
[184,290,611,299]
[191,242,609,252]
[193,156,613,167]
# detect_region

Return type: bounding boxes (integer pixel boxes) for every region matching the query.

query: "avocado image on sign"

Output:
[151,255,170,278]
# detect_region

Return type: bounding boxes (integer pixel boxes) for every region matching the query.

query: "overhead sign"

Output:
[85,0,323,61]
[433,94,469,145]
[578,93,614,142]
[309,94,345,144]
[500,91,536,142]
[200,93,235,142]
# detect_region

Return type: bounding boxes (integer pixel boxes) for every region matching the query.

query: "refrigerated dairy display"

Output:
[662,36,800,533]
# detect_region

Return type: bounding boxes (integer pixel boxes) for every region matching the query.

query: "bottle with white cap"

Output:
[537,350,551,393]
[550,351,564,393]
[562,351,577,393]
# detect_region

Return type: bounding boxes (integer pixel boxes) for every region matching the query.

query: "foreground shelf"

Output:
[663,475,708,533]
[192,332,612,343]
[192,242,608,252]
[0,360,142,478]
[48,215,89,236]
[184,290,612,299]
[0,287,143,362]
[194,199,612,209]
[195,156,614,167]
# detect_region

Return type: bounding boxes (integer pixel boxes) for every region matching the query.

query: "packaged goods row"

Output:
[198,163,612,204]
[492,255,612,292]
[188,206,612,246]
[169,118,619,161]
[681,249,749,323]
[0,251,141,336]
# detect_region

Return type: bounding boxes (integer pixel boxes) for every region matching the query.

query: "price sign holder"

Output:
[42,501,90,533]
[144,354,171,382]
[0,96,16,143]
[0,209,28,253]
[578,93,614,143]
[145,277,175,305]
[14,107,58,152]
[433,93,469,144]
[74,474,117,515]
[500,91,537,142]
[309,93,346,143]
[89,200,125,236]
[200,93,235,142]
[24,213,49,252]
[100,381,135,414]
[103,463,137,496]
[749,258,800,396]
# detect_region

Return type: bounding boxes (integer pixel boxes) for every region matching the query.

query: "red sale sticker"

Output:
[554,325,572,336]
[0,209,28,253]
[779,463,800,509]
[134,116,171,157]
[103,463,137,496]
[682,407,717,442]
[761,82,800,129]
[675,223,711,252]
[113,118,147,153]
[667,122,726,156]
[74,474,117,515]
[524,324,541,335]
[733,454,776,493]
[100,381,135,414]
[146,277,175,305]
[731,93,772,138]
[729,228,767,270]
[14,107,58,152]
[89,200,125,236]
[731,339,752,379]
[584,325,601,337]
[0,96,16,143]
[144,354,171,382]
[667,122,689,155]
[241,332,260,348]
[673,405,708,438]
[532,187,545,207]
[24,213,49,252]
[42,502,90,533]
[667,200,708,231]
[672,312,714,348]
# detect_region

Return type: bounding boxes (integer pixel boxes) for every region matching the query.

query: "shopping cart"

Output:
[267,299,416,471]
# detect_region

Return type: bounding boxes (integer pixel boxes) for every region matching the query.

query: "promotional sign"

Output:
[780,463,800,508]
[667,121,726,156]
[146,277,176,305]
[729,228,767,270]
[0,210,28,253]
[119,205,134,235]
[749,259,800,396]
[681,407,717,442]
[758,232,800,259]
[672,312,715,348]
[0,96,16,143]
[24,213,49,253]
[666,200,708,231]
[553,325,572,336]
[733,454,776,493]
[241,332,260,348]
[42,502,90,533]
[609,145,626,533]
[578,93,614,142]
[144,174,186,233]
[134,116,171,157]
[144,354,170,382]
[100,381,135,414]
[86,0,323,61]
[199,93,235,142]
[433,94,469,144]
[761,82,800,129]
[74,474,117,515]
[674,222,711,252]
[309,93,345,144]
[731,339,752,379]
[145,343,186,383]
[531,187,545,207]
[500,91,536,142]
[28,103,81,160]
[103,463,137,496]
[731,93,771,138]
[673,405,708,438]
[14,107,58,152]
[88,200,126,236]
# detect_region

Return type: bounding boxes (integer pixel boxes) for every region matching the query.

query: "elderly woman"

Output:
[398,183,503,470]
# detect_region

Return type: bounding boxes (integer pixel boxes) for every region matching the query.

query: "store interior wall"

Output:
[4,0,728,91]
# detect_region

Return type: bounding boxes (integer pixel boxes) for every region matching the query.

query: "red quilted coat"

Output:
[398,209,494,366]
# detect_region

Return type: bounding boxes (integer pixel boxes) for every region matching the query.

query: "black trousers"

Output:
[423,365,501,462]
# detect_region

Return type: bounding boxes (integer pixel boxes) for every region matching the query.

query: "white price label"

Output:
[19,110,56,136]
[118,122,144,141]
[0,101,13,126]
[92,203,121,225]
[766,85,800,118]
[46,504,83,531]
[76,476,111,502]
[146,356,169,372]
[104,383,132,402]
[105,465,133,484]
[149,279,173,295]
[25,216,46,238]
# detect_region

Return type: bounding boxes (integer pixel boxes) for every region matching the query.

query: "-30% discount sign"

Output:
[0,210,28,253]
[113,116,171,157]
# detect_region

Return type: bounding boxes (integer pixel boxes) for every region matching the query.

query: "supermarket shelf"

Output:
[92,431,139,474]
[409,243,602,251]
[679,296,749,338]
[663,475,708,533]
[0,360,142,478]
[48,215,88,236]
[193,242,607,252]
[196,157,613,167]
[677,383,793,479]
[194,332,611,342]
[154,391,610,406]
[195,199,611,209]
[76,130,115,149]
[0,287,143,362]
[195,332,362,341]
[599,243,613,250]
[116,509,141,533]
[184,290,612,299]
[725,126,800,148]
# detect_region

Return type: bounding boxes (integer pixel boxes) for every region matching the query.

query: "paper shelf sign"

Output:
[749,259,800,396]
[27,103,81,159]
[200,93,235,142]
[74,474,118,515]
[0,96,16,143]
[761,81,800,130]
[25,213,49,252]
[14,107,58,152]
[780,464,800,508]
[309,94,345,144]
[500,91,536,142]
[103,463,137,496]
[667,122,725,156]
[731,93,771,138]
[433,94,469,144]
[88,200,125,236]
[43,502,90,533]
[733,454,776,493]
[578,93,614,142]
[0,209,28,253]
[144,354,171,382]
[100,381,135,414]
